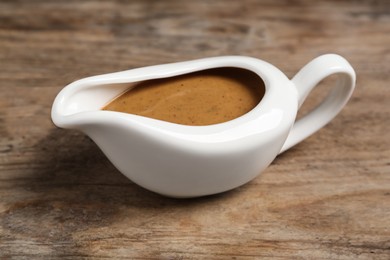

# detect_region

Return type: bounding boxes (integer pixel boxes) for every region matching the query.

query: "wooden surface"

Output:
[0,0,389,259]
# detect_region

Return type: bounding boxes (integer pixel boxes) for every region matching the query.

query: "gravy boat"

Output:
[51,54,355,197]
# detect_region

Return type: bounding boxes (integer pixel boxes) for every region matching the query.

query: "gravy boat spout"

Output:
[52,55,355,198]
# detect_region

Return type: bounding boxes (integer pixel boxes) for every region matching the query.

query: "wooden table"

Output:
[1,1,389,259]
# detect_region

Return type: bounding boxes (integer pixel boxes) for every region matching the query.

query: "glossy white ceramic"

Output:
[51,54,355,197]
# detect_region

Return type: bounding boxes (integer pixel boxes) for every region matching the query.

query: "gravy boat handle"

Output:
[280,54,356,153]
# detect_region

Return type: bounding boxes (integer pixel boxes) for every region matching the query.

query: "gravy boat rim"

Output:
[51,56,298,145]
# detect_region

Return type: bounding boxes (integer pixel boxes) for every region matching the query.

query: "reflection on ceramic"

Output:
[51,54,355,198]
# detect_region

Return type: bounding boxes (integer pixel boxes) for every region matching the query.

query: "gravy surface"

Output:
[102,68,265,126]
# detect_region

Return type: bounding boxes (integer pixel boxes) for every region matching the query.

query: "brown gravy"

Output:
[102,67,265,126]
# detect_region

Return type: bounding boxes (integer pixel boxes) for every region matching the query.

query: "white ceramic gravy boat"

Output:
[52,54,355,198]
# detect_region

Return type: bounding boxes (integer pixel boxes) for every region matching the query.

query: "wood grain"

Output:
[0,0,389,259]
